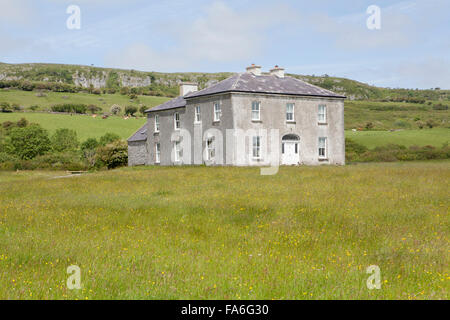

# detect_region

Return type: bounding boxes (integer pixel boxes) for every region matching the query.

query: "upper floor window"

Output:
[286,103,294,122]
[318,105,327,123]
[195,106,201,123]
[174,112,180,130]
[214,102,221,122]
[252,136,261,159]
[154,115,160,132]
[251,101,260,121]
[155,143,161,163]
[318,137,327,158]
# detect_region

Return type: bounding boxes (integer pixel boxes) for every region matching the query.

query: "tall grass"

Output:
[0,162,448,299]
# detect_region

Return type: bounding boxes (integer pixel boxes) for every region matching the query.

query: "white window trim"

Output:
[154,115,160,133]
[174,112,180,130]
[318,137,327,159]
[252,136,261,160]
[174,141,181,162]
[213,102,221,122]
[155,143,161,163]
[194,106,201,124]
[286,103,295,122]
[251,101,261,121]
[318,105,327,124]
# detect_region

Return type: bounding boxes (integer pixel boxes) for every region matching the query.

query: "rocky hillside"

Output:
[0,62,448,101]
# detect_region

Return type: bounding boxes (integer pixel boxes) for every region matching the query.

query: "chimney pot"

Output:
[270,65,285,78]
[246,64,262,76]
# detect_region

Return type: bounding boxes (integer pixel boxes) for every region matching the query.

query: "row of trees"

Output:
[0,118,128,170]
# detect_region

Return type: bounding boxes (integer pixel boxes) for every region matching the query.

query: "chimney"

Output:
[246,64,262,76]
[270,65,285,78]
[179,82,198,96]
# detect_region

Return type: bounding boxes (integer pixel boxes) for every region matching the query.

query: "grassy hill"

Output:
[1,62,449,100]
[0,163,448,299]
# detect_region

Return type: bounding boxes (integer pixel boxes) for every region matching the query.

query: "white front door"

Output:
[281,141,300,165]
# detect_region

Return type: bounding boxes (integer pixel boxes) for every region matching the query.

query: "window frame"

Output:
[194,106,201,123]
[318,137,327,159]
[206,138,215,161]
[155,143,161,163]
[154,114,160,133]
[286,103,295,122]
[213,102,221,122]
[318,105,327,124]
[174,112,181,130]
[251,101,261,121]
[174,141,181,162]
[252,136,261,160]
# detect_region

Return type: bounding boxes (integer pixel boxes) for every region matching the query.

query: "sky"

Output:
[0,0,449,89]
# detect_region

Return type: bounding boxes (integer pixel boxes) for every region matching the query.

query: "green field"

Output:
[346,128,450,148]
[0,162,448,299]
[0,89,170,113]
[0,112,146,141]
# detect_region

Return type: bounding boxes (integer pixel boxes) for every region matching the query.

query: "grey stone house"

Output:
[127,65,345,167]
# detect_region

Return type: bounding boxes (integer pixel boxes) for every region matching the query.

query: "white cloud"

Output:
[104,1,300,71]
[0,0,35,25]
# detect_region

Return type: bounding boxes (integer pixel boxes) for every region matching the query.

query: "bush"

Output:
[99,133,120,146]
[87,104,101,114]
[81,138,99,151]
[95,140,128,169]
[0,102,12,113]
[139,105,147,115]
[51,103,87,114]
[124,105,138,116]
[29,105,39,111]
[426,119,436,128]
[8,152,87,171]
[110,104,121,115]
[51,128,79,152]
[8,124,51,159]
[432,103,448,110]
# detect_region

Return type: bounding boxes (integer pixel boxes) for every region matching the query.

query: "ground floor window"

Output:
[207,138,215,161]
[174,141,181,162]
[318,137,327,158]
[252,136,261,159]
[155,143,160,163]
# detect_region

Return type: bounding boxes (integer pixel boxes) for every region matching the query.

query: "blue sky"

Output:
[0,0,449,88]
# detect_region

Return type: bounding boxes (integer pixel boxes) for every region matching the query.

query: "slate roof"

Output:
[185,73,346,99]
[145,96,186,113]
[144,72,344,114]
[127,124,147,142]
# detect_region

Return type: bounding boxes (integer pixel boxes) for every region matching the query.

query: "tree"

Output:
[51,128,79,152]
[139,105,147,115]
[124,105,138,116]
[81,138,99,167]
[99,132,120,146]
[95,140,128,169]
[81,138,99,151]
[110,104,121,115]
[8,124,51,159]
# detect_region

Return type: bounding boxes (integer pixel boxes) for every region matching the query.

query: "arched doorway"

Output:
[281,134,300,165]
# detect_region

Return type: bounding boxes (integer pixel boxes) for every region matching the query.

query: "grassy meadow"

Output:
[0,112,146,141]
[0,89,170,113]
[0,162,448,299]
[346,128,450,148]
